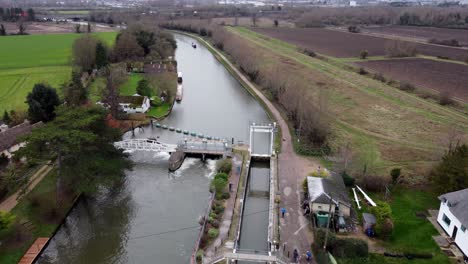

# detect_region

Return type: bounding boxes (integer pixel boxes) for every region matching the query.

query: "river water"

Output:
[36,34,270,264]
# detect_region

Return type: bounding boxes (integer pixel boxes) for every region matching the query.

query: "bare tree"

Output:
[102,64,126,118]
[111,32,144,62]
[72,34,98,72]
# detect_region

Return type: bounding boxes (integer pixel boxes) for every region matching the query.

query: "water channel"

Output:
[36,33,270,264]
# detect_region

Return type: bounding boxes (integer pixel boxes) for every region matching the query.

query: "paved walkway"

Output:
[198,36,319,263]
[204,154,243,262]
[0,164,53,212]
[18,237,49,264]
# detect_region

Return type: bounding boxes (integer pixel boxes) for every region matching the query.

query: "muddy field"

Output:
[362,25,468,47]
[356,58,468,101]
[253,27,468,61]
[2,22,115,35]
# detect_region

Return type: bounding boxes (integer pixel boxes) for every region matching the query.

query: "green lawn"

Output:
[343,188,450,264]
[0,32,117,113]
[119,73,143,96]
[147,102,172,118]
[0,32,117,70]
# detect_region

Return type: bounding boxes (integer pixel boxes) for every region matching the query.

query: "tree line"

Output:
[0,7,35,22]
[294,6,468,29]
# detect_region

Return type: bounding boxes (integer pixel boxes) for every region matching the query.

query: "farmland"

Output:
[252,27,468,61]
[229,27,468,177]
[0,32,117,113]
[362,25,468,47]
[356,58,468,101]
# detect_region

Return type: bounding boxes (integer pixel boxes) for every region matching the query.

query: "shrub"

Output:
[301,48,316,57]
[375,217,394,240]
[210,219,220,228]
[390,168,401,184]
[342,171,355,187]
[209,212,217,219]
[373,73,386,82]
[439,91,455,106]
[333,237,369,258]
[370,201,392,221]
[428,38,460,47]
[360,50,368,59]
[221,192,230,200]
[399,82,415,92]
[216,159,232,174]
[362,175,389,192]
[196,249,204,263]
[358,68,368,75]
[348,25,361,33]
[0,211,16,231]
[208,228,219,239]
[309,170,329,178]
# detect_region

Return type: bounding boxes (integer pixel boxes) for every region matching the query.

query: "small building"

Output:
[0,121,43,158]
[437,188,468,258]
[362,213,376,230]
[307,173,351,218]
[118,95,151,114]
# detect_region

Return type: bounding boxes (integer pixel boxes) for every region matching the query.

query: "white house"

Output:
[437,188,468,258]
[118,95,151,114]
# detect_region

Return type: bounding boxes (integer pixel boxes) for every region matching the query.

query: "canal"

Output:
[36,33,270,264]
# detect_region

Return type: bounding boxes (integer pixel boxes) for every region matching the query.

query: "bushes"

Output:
[208,228,219,239]
[358,67,368,75]
[314,228,368,258]
[216,159,232,174]
[299,47,317,57]
[342,171,355,187]
[348,25,361,33]
[362,175,389,192]
[360,50,368,59]
[0,211,16,231]
[370,201,394,240]
[428,38,460,47]
[390,168,401,184]
[399,82,415,92]
[439,91,455,106]
[372,73,386,83]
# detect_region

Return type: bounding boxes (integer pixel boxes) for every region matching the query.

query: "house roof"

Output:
[0,121,43,152]
[118,95,146,106]
[439,188,468,226]
[307,173,351,207]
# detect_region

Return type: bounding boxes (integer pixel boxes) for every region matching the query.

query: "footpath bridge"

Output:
[207,250,289,264]
[114,138,230,155]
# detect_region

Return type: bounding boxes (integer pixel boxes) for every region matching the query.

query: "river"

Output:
[36,33,270,264]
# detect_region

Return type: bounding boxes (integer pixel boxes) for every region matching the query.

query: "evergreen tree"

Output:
[136,79,152,97]
[95,42,108,69]
[430,144,468,194]
[2,110,11,125]
[63,71,87,106]
[26,83,60,123]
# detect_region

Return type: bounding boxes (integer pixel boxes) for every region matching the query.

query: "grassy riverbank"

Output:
[0,169,77,264]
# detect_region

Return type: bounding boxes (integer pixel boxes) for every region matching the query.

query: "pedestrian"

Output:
[306,250,313,262]
[293,249,299,263]
[281,207,286,218]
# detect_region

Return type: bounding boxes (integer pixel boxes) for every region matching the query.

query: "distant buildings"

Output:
[438,188,468,258]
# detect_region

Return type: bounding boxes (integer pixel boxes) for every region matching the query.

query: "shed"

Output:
[362,213,376,230]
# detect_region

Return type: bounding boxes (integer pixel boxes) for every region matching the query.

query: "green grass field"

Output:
[341,188,449,264]
[120,73,143,96]
[228,27,468,177]
[0,32,117,113]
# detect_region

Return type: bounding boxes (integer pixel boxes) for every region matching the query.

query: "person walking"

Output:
[281,207,286,218]
[306,250,313,262]
[293,249,299,263]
